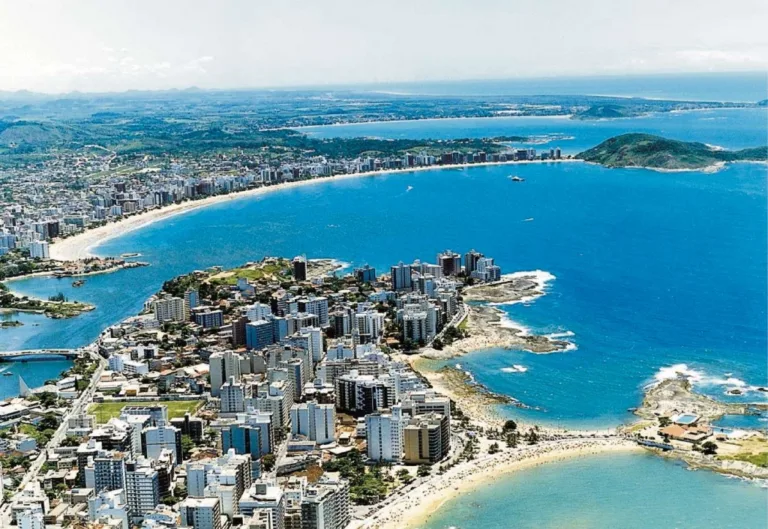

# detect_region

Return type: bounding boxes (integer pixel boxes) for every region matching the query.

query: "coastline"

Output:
[368,439,642,529]
[49,159,580,261]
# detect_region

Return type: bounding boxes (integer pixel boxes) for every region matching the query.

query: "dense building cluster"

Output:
[3,249,501,529]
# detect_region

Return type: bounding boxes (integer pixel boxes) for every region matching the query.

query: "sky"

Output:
[0,0,766,93]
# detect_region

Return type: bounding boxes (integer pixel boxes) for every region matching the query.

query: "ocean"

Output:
[0,74,765,526]
[420,452,768,529]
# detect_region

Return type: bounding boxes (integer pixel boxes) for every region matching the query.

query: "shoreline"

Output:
[49,159,580,261]
[369,440,642,529]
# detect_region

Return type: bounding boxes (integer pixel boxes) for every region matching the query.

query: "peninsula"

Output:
[577,133,768,171]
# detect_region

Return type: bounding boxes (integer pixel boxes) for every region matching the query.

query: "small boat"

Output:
[508,175,525,182]
[523,218,534,222]
[2,372,12,376]
[72,280,86,287]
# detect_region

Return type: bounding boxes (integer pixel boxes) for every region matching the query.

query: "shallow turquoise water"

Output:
[421,452,768,529]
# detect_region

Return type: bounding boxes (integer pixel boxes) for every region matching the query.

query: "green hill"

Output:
[572,105,628,120]
[577,133,767,170]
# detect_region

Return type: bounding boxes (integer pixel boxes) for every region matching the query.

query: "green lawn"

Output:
[88,400,202,423]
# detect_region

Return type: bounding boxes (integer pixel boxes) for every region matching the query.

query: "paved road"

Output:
[0,346,106,526]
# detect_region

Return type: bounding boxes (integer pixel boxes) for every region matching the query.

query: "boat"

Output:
[120,252,141,258]
[72,280,86,287]
[2,372,12,376]
[508,175,525,182]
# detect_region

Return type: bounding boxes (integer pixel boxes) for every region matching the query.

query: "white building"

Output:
[142,423,181,464]
[290,401,335,445]
[88,489,130,529]
[125,459,160,521]
[210,350,244,397]
[152,295,185,323]
[239,481,285,529]
[180,497,222,529]
[221,376,248,414]
[28,241,49,260]
[17,505,45,529]
[365,405,407,462]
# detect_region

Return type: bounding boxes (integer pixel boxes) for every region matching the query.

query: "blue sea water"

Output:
[420,452,768,529]
[0,77,765,524]
[4,153,765,428]
[300,108,768,155]
[342,72,768,102]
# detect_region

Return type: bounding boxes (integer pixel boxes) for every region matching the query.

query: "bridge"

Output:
[0,349,81,361]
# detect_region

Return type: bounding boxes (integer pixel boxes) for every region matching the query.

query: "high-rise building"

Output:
[297,297,329,328]
[181,497,222,529]
[85,450,127,492]
[463,249,483,275]
[221,376,250,414]
[239,481,285,529]
[88,489,130,529]
[365,405,407,462]
[210,351,244,397]
[390,262,412,291]
[184,289,200,320]
[247,320,276,351]
[125,459,160,521]
[152,295,185,323]
[290,401,335,445]
[402,413,451,464]
[220,411,274,459]
[17,505,45,529]
[142,422,182,464]
[437,250,461,276]
[292,256,307,281]
[335,371,394,415]
[28,241,50,260]
[354,265,376,283]
[300,474,350,529]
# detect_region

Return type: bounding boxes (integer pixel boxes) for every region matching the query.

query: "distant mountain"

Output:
[577,133,767,170]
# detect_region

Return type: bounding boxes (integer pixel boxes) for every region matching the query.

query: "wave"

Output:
[491,270,556,307]
[651,363,765,395]
[501,364,528,373]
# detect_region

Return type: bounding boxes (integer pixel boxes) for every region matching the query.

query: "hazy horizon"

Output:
[1,0,766,94]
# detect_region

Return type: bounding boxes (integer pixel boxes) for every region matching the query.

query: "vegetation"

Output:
[88,400,202,423]
[577,133,768,170]
[722,452,768,467]
[261,453,276,472]
[323,450,389,504]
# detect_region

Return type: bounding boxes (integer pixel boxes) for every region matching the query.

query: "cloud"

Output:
[183,55,214,74]
[674,48,767,65]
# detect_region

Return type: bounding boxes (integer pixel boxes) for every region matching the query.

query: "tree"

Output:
[700,441,718,455]
[524,429,539,445]
[417,464,431,478]
[396,468,413,484]
[502,420,517,432]
[262,453,276,472]
[488,442,500,454]
[181,435,195,460]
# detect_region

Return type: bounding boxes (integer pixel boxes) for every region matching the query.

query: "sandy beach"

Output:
[366,439,641,529]
[49,159,579,261]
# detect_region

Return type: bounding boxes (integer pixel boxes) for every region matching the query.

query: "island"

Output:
[0,283,94,318]
[577,133,768,171]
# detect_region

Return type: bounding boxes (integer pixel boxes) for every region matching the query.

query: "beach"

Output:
[366,439,641,529]
[49,159,579,261]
